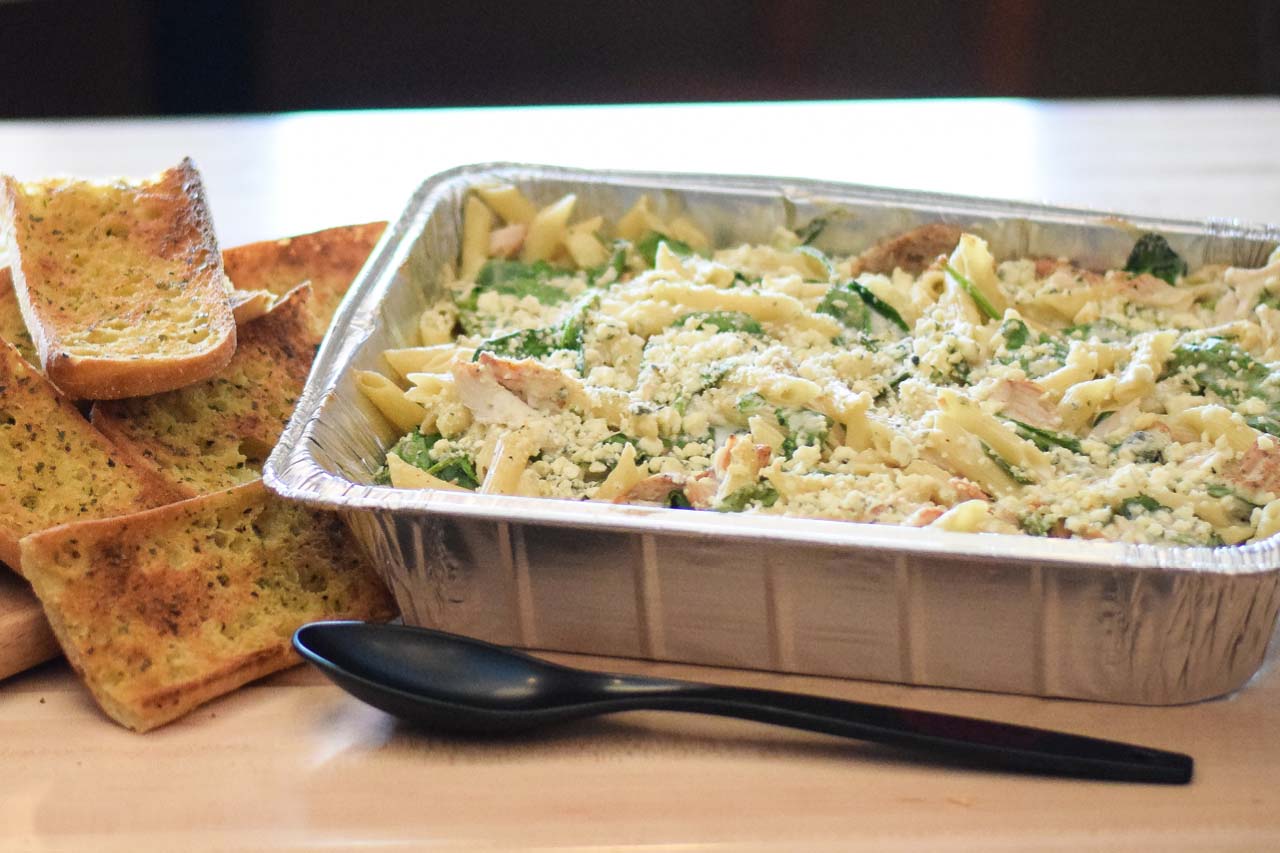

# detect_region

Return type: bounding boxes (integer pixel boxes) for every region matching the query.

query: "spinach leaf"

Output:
[666,490,693,509]
[636,231,693,267]
[795,245,835,279]
[675,310,764,335]
[849,281,910,332]
[944,262,1001,321]
[1020,512,1060,537]
[999,318,1029,350]
[1123,233,1187,285]
[472,327,560,360]
[930,358,972,387]
[1118,494,1167,518]
[779,409,832,457]
[818,281,909,333]
[558,292,600,350]
[588,241,629,285]
[386,430,438,471]
[1165,336,1275,404]
[1207,483,1263,508]
[982,442,1034,485]
[376,430,479,489]
[1005,418,1083,454]
[1063,319,1131,344]
[603,432,648,461]
[816,285,870,332]
[996,318,1073,380]
[796,216,828,245]
[736,392,770,415]
[875,370,912,402]
[1246,414,1280,438]
[473,292,600,361]
[422,456,479,489]
[717,483,780,512]
[457,259,574,335]
[473,259,572,304]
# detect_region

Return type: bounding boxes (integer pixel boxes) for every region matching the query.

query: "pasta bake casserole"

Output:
[358,185,1280,547]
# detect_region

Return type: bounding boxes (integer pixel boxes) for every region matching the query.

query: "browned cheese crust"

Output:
[0,158,236,399]
[0,339,182,572]
[19,480,396,732]
[221,221,386,340]
[91,284,317,497]
[849,223,964,276]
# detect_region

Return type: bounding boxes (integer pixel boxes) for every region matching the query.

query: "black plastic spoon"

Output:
[292,621,1193,784]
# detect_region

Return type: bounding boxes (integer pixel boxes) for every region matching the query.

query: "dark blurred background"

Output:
[2,0,1277,118]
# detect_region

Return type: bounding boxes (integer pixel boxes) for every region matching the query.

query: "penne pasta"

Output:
[360,209,1280,548]
[521,194,577,263]
[475,183,538,225]
[356,370,426,433]
[387,453,470,491]
[461,195,494,280]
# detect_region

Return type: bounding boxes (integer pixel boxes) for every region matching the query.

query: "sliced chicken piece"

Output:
[1226,439,1280,499]
[1089,400,1139,440]
[850,224,963,276]
[1110,271,1195,309]
[613,473,686,504]
[1046,519,1073,538]
[1023,265,1108,323]
[683,470,719,508]
[488,224,527,259]
[989,379,1061,430]
[1033,257,1103,282]
[711,434,774,505]
[903,505,947,527]
[451,359,537,426]
[712,434,773,477]
[1034,257,1065,278]
[477,352,590,412]
[949,477,990,502]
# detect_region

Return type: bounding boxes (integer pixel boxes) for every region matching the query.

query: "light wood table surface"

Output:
[2,98,1279,851]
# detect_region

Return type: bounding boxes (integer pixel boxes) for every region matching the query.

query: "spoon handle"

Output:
[637,683,1192,784]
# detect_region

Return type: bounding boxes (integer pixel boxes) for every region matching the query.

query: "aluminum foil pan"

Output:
[265,163,1280,705]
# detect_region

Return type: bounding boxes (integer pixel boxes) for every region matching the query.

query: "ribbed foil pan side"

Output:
[268,163,1280,705]
[335,508,1280,704]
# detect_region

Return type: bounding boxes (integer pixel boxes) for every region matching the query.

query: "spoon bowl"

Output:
[295,620,686,734]
[294,620,1193,783]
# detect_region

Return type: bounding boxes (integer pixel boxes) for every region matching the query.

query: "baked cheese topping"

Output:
[360,188,1280,547]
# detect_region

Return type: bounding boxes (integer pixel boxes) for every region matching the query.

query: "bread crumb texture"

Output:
[0,339,176,570]
[19,480,396,732]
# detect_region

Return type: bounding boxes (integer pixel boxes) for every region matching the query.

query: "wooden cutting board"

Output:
[0,569,59,681]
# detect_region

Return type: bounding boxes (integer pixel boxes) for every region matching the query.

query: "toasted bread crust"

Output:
[0,338,182,572]
[19,480,396,732]
[0,266,36,364]
[91,284,317,497]
[222,221,386,340]
[1,159,237,399]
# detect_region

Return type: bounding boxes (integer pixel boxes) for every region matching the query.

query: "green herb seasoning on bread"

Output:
[91,284,317,497]
[19,480,396,732]
[0,159,236,399]
[0,338,182,571]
